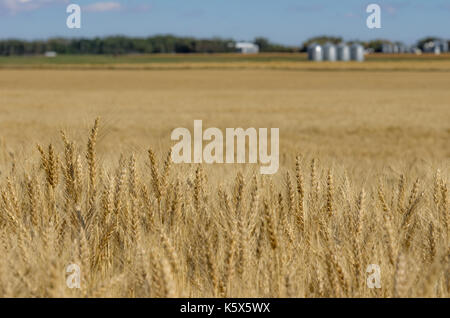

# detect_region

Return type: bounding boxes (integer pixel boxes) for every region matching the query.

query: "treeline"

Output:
[1,35,447,56]
[0,35,296,56]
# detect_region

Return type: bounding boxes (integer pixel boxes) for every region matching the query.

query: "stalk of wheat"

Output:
[0,119,447,298]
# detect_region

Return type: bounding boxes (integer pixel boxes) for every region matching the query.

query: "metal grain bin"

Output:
[336,44,350,61]
[410,47,422,55]
[307,44,323,61]
[439,41,448,53]
[433,45,441,55]
[350,44,364,61]
[392,44,399,54]
[323,43,337,61]
[381,43,392,54]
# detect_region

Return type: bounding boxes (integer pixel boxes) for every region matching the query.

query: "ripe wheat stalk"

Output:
[0,119,448,298]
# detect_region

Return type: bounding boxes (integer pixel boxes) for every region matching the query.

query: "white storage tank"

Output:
[323,43,337,61]
[308,44,323,61]
[381,43,392,54]
[439,41,448,53]
[398,44,407,53]
[423,41,441,54]
[336,43,350,61]
[433,45,441,55]
[350,44,365,61]
[410,47,422,55]
[392,44,399,54]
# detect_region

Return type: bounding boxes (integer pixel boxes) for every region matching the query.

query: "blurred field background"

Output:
[1,54,449,173]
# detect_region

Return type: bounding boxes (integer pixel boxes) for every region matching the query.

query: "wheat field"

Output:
[0,66,448,297]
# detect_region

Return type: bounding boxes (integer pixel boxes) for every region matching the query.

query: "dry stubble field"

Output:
[0,62,448,297]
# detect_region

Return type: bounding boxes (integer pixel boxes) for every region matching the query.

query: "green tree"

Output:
[301,36,342,51]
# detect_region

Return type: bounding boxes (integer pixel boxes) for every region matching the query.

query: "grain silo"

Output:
[410,47,422,55]
[336,43,350,61]
[398,44,407,53]
[439,41,449,53]
[307,44,323,61]
[381,43,392,54]
[433,45,441,55]
[323,43,336,61]
[423,41,441,54]
[392,44,399,54]
[350,44,364,61]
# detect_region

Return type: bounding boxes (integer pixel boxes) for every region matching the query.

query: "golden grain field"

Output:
[0,65,448,297]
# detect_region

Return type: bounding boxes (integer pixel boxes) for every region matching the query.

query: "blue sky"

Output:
[1,0,449,45]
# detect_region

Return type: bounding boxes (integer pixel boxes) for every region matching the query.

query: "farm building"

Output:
[235,42,259,54]
[422,40,448,54]
[423,42,440,54]
[44,51,57,58]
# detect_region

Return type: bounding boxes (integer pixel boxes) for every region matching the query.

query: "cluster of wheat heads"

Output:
[0,119,448,298]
